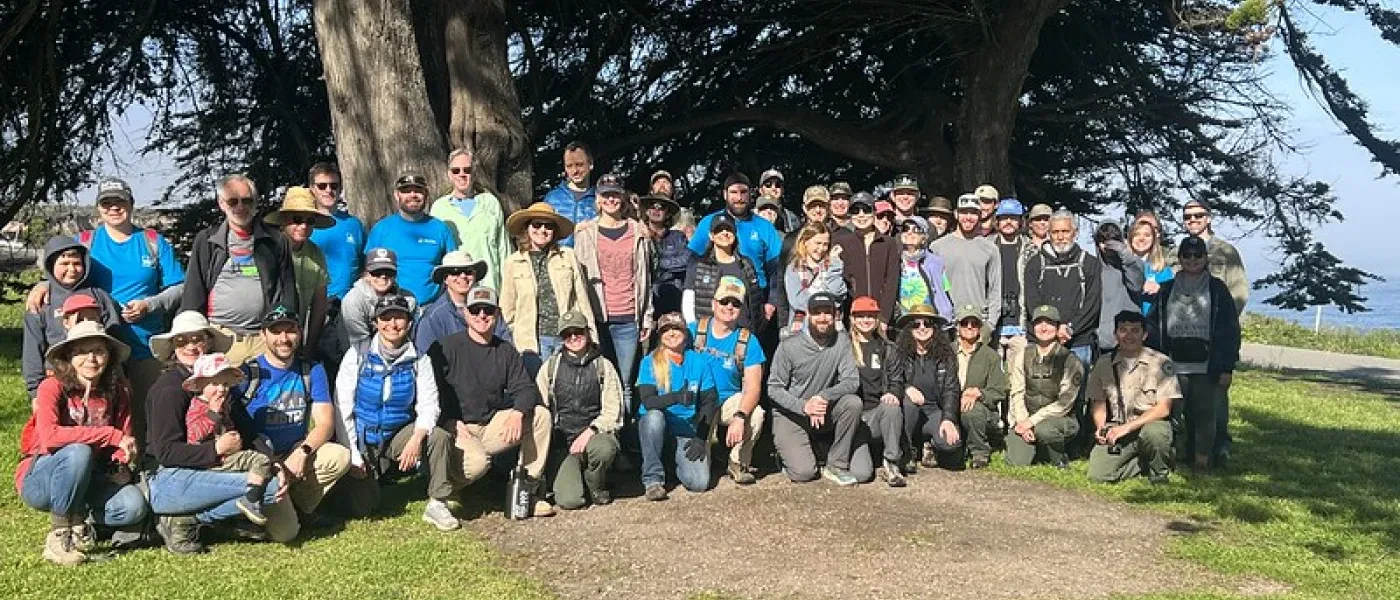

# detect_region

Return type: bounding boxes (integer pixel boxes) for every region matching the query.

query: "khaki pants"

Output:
[263,442,351,542]
[213,449,274,480]
[214,325,267,366]
[327,426,460,518]
[123,357,163,446]
[718,393,765,468]
[453,408,552,483]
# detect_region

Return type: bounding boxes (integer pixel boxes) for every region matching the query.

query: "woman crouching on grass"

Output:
[15,321,148,566]
[636,312,718,501]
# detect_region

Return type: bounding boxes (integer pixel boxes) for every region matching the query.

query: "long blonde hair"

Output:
[849,315,886,367]
[1130,220,1166,272]
[788,221,831,268]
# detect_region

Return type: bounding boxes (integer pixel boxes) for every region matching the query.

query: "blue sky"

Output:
[76,7,1400,281]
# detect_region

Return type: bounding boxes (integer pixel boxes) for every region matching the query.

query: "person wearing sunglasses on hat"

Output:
[306,163,365,369]
[266,186,336,362]
[683,212,763,329]
[182,174,299,365]
[894,216,954,322]
[501,202,597,377]
[1172,200,1247,317]
[1006,305,1084,468]
[1145,236,1239,472]
[832,192,901,325]
[890,305,964,472]
[364,171,459,305]
[541,141,597,247]
[930,193,1001,341]
[429,149,512,291]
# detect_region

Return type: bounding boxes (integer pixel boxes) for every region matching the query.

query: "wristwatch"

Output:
[733,411,748,421]
[300,444,314,456]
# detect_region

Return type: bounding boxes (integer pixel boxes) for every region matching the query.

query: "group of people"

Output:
[15,141,1246,566]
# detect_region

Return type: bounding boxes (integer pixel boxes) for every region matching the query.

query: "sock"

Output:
[245,482,266,504]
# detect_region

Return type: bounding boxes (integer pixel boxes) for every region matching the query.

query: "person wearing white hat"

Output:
[414,249,490,351]
[16,321,147,565]
[930,193,1002,340]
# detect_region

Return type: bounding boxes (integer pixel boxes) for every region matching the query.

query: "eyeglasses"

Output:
[466,305,496,316]
[907,318,934,330]
[450,167,472,175]
[172,334,208,347]
[368,270,395,279]
[529,220,557,231]
[717,298,743,308]
[1184,212,1209,221]
[287,215,316,225]
[225,197,255,207]
[850,205,874,215]
[314,182,340,191]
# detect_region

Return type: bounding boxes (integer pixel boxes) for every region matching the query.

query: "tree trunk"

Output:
[954,0,1068,194]
[312,0,449,227]
[439,0,532,211]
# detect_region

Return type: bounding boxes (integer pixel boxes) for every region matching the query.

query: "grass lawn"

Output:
[0,295,1397,599]
[1243,312,1400,360]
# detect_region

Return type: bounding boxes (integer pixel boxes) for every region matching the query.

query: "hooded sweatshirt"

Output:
[766,324,860,418]
[341,278,418,347]
[22,237,124,396]
[1095,240,1146,350]
[1023,243,1103,349]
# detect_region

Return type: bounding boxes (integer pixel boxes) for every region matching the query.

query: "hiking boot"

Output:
[42,528,86,566]
[236,498,268,526]
[969,455,991,470]
[821,466,858,487]
[920,442,937,469]
[1054,456,1070,470]
[228,520,268,542]
[421,499,461,531]
[109,529,147,550]
[588,489,613,506]
[70,520,96,553]
[531,500,555,518]
[881,458,907,488]
[728,462,757,485]
[644,484,669,501]
[157,516,206,555]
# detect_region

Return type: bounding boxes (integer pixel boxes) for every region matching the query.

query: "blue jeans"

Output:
[637,409,710,491]
[602,320,640,411]
[149,466,282,525]
[524,335,563,379]
[20,444,148,526]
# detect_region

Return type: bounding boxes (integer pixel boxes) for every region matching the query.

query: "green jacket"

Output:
[430,189,513,291]
[958,341,1008,411]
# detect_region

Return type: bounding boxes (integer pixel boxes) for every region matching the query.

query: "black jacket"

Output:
[548,348,604,440]
[891,347,961,423]
[181,220,298,319]
[431,331,540,425]
[1023,244,1103,348]
[145,365,257,468]
[1146,274,1240,377]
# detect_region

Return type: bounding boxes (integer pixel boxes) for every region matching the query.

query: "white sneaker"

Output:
[421,499,461,531]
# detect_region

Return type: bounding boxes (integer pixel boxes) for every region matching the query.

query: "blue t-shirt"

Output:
[687,211,782,289]
[365,214,458,303]
[688,321,764,402]
[1142,263,1175,315]
[83,228,186,360]
[309,209,365,300]
[238,356,332,455]
[636,349,714,437]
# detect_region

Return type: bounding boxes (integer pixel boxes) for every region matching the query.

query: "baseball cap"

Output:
[365,247,398,273]
[61,293,100,315]
[899,216,930,233]
[96,177,134,204]
[1030,305,1062,324]
[891,174,919,193]
[723,172,751,190]
[261,304,300,329]
[655,312,687,335]
[1183,199,1211,213]
[808,292,840,312]
[995,199,1025,217]
[755,197,780,212]
[974,184,999,202]
[760,169,784,184]
[851,192,876,208]
[829,182,853,197]
[465,286,499,309]
[850,296,880,314]
[1178,235,1209,255]
[597,173,625,195]
[803,185,830,206]
[557,311,590,336]
[956,193,981,211]
[372,294,413,320]
[954,303,983,323]
[711,212,737,233]
[873,200,895,215]
[395,172,428,190]
[1028,204,1054,219]
[714,276,747,304]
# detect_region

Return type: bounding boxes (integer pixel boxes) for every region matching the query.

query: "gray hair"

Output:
[1048,209,1077,230]
[447,148,473,164]
[217,174,259,202]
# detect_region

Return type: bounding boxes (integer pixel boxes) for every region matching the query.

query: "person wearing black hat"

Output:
[1085,311,1181,484]
[832,192,901,324]
[239,304,351,542]
[683,212,764,329]
[1145,235,1239,471]
[767,292,871,486]
[182,174,299,365]
[1005,305,1084,467]
[364,172,459,304]
[640,194,689,315]
[686,173,783,326]
[1176,200,1248,317]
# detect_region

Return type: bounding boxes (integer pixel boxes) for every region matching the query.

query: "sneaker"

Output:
[421,499,461,531]
[70,521,96,553]
[881,458,907,488]
[156,516,206,555]
[109,529,147,550]
[644,484,669,501]
[920,442,937,469]
[969,455,991,470]
[236,498,268,526]
[588,489,613,506]
[1054,456,1070,470]
[531,500,556,518]
[728,462,757,485]
[42,528,86,566]
[821,466,858,487]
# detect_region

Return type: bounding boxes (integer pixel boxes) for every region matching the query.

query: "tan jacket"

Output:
[571,219,655,330]
[500,247,598,353]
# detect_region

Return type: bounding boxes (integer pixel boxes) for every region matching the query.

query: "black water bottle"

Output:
[506,467,533,520]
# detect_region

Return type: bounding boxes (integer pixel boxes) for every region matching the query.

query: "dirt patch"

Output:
[468,469,1233,600]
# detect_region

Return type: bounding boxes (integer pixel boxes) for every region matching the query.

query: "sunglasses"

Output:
[450,167,472,175]
[762,182,783,188]
[443,269,475,278]
[98,200,129,210]
[368,270,395,279]
[314,182,340,191]
[467,305,496,316]
[1184,212,1209,221]
[173,334,208,347]
[376,311,410,321]
[225,197,255,207]
[850,205,874,215]
[713,227,736,235]
[1179,252,1206,259]
[907,318,934,330]
[899,224,926,234]
[561,329,588,338]
[717,297,743,308]
[529,220,557,231]
[958,320,981,329]
[287,215,317,226]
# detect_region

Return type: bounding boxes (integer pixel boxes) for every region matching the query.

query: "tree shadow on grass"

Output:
[1121,405,1400,556]
[1242,365,1400,399]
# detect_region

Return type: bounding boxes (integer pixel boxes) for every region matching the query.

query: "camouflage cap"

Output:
[891,174,919,193]
[829,182,853,197]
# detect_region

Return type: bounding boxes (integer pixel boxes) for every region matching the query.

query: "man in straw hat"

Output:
[365,171,459,304]
[266,186,335,359]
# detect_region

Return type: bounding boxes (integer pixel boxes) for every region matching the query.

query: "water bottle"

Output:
[506,467,533,520]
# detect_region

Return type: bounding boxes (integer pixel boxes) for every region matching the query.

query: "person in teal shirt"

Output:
[306,162,365,301]
[364,173,458,303]
[636,313,718,500]
[687,173,784,296]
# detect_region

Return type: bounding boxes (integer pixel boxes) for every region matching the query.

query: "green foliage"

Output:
[1253,234,1384,314]
[1242,313,1400,359]
[1225,0,1272,31]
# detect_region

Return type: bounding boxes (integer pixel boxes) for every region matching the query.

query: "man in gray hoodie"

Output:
[22,236,124,396]
[767,292,871,486]
[1093,223,1146,354]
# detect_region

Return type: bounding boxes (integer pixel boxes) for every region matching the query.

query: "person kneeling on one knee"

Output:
[536,311,624,509]
[1006,305,1083,468]
[334,294,462,531]
[636,313,719,501]
[1085,311,1180,485]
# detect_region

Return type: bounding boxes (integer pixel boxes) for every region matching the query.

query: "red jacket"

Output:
[14,377,132,493]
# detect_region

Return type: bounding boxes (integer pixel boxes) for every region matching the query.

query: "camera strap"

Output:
[1109,349,1127,424]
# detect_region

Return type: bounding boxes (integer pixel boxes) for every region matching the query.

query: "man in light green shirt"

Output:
[429,148,513,291]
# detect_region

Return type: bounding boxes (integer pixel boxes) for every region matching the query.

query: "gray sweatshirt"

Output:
[1096,240,1146,350]
[930,232,1002,324]
[767,325,860,417]
[339,278,419,347]
[23,236,124,396]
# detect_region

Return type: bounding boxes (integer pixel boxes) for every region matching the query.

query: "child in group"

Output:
[22,236,124,398]
[182,353,275,525]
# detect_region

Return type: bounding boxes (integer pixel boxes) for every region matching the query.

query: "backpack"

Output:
[1035,250,1088,310]
[694,317,750,365]
[79,228,163,283]
[244,359,316,405]
[541,352,606,402]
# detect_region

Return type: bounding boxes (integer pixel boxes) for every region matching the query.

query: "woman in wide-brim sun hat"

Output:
[505,201,575,240]
[149,310,232,366]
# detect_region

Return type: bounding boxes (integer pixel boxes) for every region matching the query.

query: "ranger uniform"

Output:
[1006,305,1083,466]
[1085,324,1181,483]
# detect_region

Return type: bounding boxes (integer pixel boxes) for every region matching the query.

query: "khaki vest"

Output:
[1023,345,1070,414]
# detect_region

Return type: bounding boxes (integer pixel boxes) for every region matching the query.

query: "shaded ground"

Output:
[470,469,1234,600]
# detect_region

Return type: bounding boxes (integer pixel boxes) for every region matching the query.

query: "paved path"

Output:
[1241,342,1400,386]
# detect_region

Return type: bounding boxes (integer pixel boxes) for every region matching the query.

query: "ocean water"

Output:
[1250,275,1400,331]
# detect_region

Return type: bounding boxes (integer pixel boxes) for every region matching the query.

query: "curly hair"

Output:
[894,321,955,365]
[49,339,128,398]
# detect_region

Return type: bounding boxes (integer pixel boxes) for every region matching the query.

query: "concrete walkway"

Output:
[1241,342,1400,386]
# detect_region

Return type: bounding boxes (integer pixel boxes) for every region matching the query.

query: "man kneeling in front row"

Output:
[1085,311,1179,485]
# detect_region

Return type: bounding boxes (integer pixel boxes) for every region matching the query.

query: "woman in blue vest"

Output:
[636,312,718,501]
[330,294,460,531]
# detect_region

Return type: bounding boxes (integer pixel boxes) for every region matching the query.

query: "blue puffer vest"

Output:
[354,342,419,446]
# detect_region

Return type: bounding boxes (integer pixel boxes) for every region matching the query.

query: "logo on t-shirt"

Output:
[417,237,439,245]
